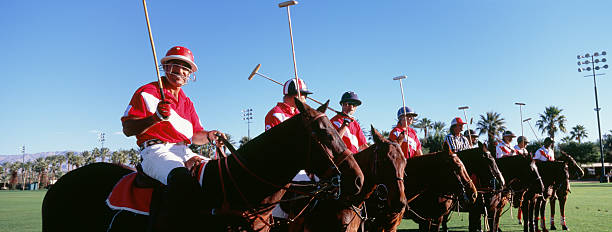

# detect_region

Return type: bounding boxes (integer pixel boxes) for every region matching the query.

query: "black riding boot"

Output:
[166,167,203,231]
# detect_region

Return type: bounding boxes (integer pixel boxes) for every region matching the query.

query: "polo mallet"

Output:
[523,118,540,141]
[279,1,302,99]
[392,75,410,143]
[248,64,353,119]
[458,106,473,146]
[142,0,165,101]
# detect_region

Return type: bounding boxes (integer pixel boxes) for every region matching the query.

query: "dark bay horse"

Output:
[530,161,570,232]
[367,150,478,232]
[42,100,364,232]
[434,144,505,232]
[493,155,544,232]
[285,126,407,232]
[548,151,583,231]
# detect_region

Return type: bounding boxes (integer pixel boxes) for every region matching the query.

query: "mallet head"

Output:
[392,75,407,80]
[458,106,469,110]
[515,102,526,106]
[523,118,532,122]
[279,1,298,8]
[248,64,261,80]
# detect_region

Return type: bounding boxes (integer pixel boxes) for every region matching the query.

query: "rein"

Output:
[214,112,345,229]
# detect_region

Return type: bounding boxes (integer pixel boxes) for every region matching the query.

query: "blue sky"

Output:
[1,0,611,155]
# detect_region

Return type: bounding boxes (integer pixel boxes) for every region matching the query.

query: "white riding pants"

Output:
[140,143,203,185]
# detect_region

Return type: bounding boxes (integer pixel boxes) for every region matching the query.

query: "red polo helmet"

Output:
[160,46,198,72]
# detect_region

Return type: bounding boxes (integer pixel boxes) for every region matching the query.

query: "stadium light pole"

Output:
[515,102,526,137]
[242,109,253,139]
[577,51,608,183]
[20,145,25,190]
[98,132,106,149]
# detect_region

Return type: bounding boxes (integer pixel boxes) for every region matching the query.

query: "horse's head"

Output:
[369,126,407,214]
[295,99,364,198]
[433,151,478,205]
[558,151,584,179]
[501,155,544,194]
[457,142,505,191]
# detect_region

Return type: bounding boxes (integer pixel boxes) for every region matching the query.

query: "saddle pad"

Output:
[106,172,153,215]
[106,161,210,216]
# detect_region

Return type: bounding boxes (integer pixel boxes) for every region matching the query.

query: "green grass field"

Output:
[397,182,612,231]
[0,182,610,232]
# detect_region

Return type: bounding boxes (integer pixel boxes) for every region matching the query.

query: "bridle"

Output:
[215,112,346,228]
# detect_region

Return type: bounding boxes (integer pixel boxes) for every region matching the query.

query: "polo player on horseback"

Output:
[464,129,479,149]
[389,106,423,159]
[534,137,555,161]
[264,79,312,131]
[515,136,530,156]
[121,46,225,230]
[496,130,518,158]
[443,117,471,153]
[330,91,368,153]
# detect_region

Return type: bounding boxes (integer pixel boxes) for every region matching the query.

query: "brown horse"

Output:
[548,151,583,231]
[434,143,506,232]
[42,100,364,232]
[276,126,405,232]
[530,161,570,232]
[283,126,407,232]
[493,155,545,232]
[366,150,478,232]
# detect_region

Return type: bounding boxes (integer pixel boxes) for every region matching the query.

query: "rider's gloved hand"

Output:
[343,118,353,125]
[156,100,171,121]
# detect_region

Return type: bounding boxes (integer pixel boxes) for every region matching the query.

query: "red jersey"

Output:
[330,114,367,153]
[265,102,299,131]
[389,125,421,159]
[121,82,204,146]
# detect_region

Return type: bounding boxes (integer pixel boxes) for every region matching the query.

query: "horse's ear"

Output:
[316,100,330,113]
[371,125,383,144]
[478,141,487,152]
[294,97,309,115]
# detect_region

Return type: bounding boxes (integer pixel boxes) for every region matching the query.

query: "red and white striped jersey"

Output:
[496,141,516,158]
[121,82,204,146]
[514,145,529,156]
[389,125,421,159]
[264,102,299,131]
[534,146,555,161]
[330,114,367,154]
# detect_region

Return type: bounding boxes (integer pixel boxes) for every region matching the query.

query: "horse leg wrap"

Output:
[561,216,566,226]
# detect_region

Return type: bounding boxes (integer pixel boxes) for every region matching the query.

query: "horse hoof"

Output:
[550,225,556,230]
[562,225,569,231]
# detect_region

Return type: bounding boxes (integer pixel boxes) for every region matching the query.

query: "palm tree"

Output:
[415,117,433,138]
[560,136,573,144]
[569,125,588,143]
[73,154,85,168]
[476,112,506,145]
[8,162,19,189]
[127,149,140,167]
[432,121,447,137]
[111,151,129,165]
[536,106,567,140]
[55,155,66,174]
[238,136,250,149]
[0,163,7,189]
[65,152,76,171]
[82,151,96,165]
[100,148,110,163]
